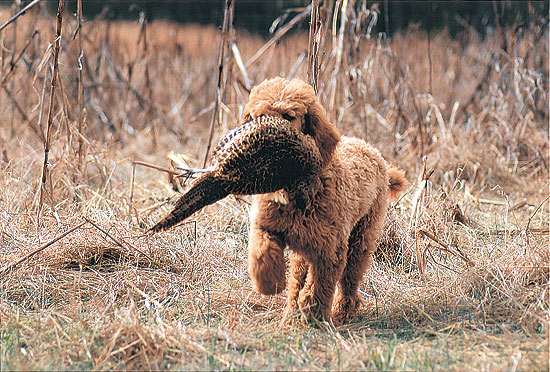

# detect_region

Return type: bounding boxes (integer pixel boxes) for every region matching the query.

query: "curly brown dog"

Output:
[243,77,407,326]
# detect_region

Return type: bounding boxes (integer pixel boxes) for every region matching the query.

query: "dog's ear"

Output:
[305,102,341,165]
[303,113,314,137]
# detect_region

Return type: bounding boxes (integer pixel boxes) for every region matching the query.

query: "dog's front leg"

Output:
[281,252,309,324]
[248,220,286,296]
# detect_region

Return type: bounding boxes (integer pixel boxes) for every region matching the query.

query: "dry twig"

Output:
[203,0,234,167]
[1,30,39,86]
[38,0,64,213]
[246,5,311,68]
[83,217,151,261]
[0,220,88,278]
[76,0,85,177]
[231,42,252,91]
[525,194,550,248]
[307,0,321,93]
[0,0,42,32]
[419,229,475,267]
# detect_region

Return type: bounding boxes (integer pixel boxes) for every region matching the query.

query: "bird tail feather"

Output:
[151,174,227,232]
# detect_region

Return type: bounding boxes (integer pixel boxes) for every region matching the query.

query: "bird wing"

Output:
[151,116,323,231]
[212,116,323,195]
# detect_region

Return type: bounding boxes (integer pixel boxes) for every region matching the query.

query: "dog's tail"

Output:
[387,165,408,201]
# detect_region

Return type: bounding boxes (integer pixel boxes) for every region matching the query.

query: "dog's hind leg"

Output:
[332,196,388,325]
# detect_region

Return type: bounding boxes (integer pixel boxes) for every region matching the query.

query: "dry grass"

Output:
[0,3,548,370]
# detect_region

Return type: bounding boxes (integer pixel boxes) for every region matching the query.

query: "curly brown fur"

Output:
[245,77,408,325]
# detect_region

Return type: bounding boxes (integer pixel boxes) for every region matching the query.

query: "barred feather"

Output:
[151,116,322,232]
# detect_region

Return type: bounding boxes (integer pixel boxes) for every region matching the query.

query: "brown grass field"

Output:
[0,3,548,370]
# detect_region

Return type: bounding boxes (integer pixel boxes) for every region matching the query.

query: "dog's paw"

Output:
[331,295,362,326]
[280,306,301,327]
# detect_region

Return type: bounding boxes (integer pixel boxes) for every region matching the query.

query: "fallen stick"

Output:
[83,217,151,262]
[120,157,196,221]
[0,220,88,278]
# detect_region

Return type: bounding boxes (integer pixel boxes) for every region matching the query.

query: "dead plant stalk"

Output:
[307,0,321,93]
[525,194,550,248]
[328,0,350,113]
[126,158,180,220]
[0,30,39,86]
[39,0,64,213]
[139,12,157,151]
[203,0,234,167]
[0,0,41,32]
[246,5,311,68]
[76,0,84,176]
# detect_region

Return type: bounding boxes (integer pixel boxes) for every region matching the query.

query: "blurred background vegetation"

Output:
[1,1,548,37]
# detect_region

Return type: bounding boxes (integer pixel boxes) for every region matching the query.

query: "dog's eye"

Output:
[282,113,295,121]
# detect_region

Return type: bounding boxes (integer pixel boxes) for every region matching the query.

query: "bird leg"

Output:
[176,167,210,178]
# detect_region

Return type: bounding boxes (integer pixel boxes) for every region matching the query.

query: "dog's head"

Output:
[241,77,341,166]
